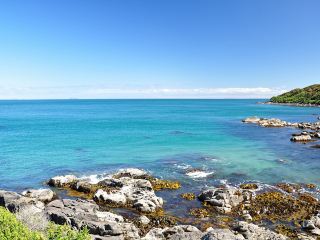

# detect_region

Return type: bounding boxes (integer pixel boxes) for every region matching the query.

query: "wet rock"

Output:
[243,191,318,222]
[21,188,55,203]
[239,183,258,190]
[48,175,77,187]
[181,193,196,200]
[234,221,287,240]
[0,190,45,213]
[198,187,244,213]
[189,208,211,218]
[302,213,320,236]
[46,198,139,239]
[242,117,262,124]
[151,179,181,191]
[305,183,317,189]
[291,135,312,142]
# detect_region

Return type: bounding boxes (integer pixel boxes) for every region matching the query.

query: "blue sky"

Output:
[0,0,319,99]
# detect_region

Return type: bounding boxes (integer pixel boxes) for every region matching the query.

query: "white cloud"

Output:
[0,86,287,99]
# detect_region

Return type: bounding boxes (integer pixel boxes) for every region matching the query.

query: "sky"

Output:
[0,0,319,99]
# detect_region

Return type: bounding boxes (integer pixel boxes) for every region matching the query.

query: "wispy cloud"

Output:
[0,86,287,99]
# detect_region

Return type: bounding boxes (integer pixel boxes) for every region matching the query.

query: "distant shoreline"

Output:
[259,101,320,108]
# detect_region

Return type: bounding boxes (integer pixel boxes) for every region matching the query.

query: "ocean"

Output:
[0,99,319,195]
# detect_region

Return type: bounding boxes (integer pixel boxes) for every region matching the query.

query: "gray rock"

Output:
[94,190,127,205]
[138,215,150,225]
[46,198,139,239]
[291,135,312,142]
[0,190,44,213]
[198,187,244,213]
[302,214,320,236]
[113,168,148,178]
[95,176,163,213]
[234,221,287,240]
[48,175,77,187]
[21,189,55,203]
[143,225,201,240]
[202,229,245,240]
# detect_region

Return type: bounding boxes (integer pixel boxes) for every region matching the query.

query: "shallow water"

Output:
[0,99,319,192]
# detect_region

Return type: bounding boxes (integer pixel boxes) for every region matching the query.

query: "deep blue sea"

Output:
[0,99,319,193]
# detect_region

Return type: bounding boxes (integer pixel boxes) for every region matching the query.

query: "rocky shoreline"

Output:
[1,168,320,239]
[260,102,320,108]
[243,117,320,144]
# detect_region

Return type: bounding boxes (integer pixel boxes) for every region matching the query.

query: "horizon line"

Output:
[0,98,269,101]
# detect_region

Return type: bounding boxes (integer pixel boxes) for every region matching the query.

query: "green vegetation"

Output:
[0,207,43,240]
[46,223,90,240]
[270,84,320,105]
[0,207,90,240]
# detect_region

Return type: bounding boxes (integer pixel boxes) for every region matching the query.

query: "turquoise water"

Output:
[0,99,319,192]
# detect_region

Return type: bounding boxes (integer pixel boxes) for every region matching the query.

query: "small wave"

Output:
[186,170,214,179]
[174,163,192,170]
[79,173,111,184]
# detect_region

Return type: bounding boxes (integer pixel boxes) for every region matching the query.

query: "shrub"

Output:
[0,207,91,240]
[0,207,43,240]
[270,84,320,105]
[46,223,90,240]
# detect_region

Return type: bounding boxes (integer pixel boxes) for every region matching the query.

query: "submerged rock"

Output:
[239,183,258,190]
[181,192,196,200]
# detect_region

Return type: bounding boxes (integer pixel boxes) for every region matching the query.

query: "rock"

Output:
[134,199,159,213]
[71,181,94,193]
[95,176,163,213]
[138,215,150,225]
[258,118,288,127]
[198,187,244,213]
[297,233,317,240]
[46,198,139,239]
[302,213,320,235]
[290,135,312,142]
[142,225,201,240]
[113,168,148,179]
[0,190,45,213]
[242,117,262,124]
[234,221,287,240]
[94,189,127,206]
[21,189,55,203]
[48,175,77,187]
[202,229,245,240]
[242,117,288,127]
[242,213,252,221]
